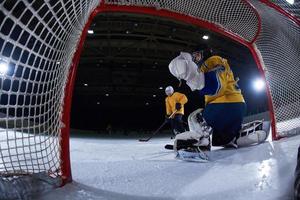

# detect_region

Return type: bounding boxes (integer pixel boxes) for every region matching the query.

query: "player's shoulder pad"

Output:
[209,55,222,59]
[174,92,186,96]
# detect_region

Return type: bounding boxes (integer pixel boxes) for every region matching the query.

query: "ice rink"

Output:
[40,133,299,200]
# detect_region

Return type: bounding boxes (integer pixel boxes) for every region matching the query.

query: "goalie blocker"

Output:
[173,109,270,151]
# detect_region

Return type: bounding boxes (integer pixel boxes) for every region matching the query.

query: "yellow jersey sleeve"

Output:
[199,56,244,104]
[176,92,188,105]
[200,56,228,73]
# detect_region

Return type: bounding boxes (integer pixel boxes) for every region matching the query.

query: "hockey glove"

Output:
[175,103,182,111]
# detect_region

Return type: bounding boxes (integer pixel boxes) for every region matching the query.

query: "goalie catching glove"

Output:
[168,52,205,91]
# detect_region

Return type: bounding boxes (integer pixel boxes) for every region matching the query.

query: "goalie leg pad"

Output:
[175,139,198,150]
[188,108,212,136]
[174,131,211,151]
[236,130,267,147]
[236,120,270,147]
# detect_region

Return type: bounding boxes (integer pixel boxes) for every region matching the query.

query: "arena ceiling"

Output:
[71,12,266,131]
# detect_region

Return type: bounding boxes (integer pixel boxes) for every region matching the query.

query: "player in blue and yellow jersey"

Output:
[168,48,246,149]
[192,47,246,147]
[165,86,188,135]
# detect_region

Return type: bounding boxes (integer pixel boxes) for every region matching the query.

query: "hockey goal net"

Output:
[0,0,299,198]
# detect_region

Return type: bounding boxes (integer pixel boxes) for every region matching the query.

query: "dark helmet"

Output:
[192,44,214,63]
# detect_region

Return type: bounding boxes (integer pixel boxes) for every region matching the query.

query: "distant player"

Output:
[165,86,188,135]
[168,48,268,153]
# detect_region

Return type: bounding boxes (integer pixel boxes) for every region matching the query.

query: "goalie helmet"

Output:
[165,86,174,96]
[192,44,214,64]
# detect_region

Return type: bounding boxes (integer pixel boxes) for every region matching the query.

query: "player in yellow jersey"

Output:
[168,48,248,150]
[165,86,188,135]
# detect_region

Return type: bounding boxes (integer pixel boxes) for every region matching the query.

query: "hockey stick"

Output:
[139,110,177,142]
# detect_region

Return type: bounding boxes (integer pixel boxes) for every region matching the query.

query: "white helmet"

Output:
[168,52,205,91]
[165,86,174,96]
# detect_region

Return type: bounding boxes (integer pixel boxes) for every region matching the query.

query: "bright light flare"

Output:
[0,61,8,75]
[88,30,94,34]
[286,0,294,4]
[253,78,265,92]
[202,35,209,40]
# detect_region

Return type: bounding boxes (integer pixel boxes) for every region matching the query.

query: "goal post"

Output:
[0,0,299,198]
[0,0,99,198]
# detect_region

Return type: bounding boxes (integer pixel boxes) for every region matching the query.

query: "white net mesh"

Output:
[250,0,300,136]
[0,0,99,194]
[269,0,300,19]
[105,0,260,42]
[0,0,299,196]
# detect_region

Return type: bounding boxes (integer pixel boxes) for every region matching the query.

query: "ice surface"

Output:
[39,133,298,200]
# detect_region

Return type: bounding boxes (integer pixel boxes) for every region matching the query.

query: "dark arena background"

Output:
[0,1,299,199]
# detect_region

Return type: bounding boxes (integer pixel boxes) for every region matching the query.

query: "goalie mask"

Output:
[168,52,205,91]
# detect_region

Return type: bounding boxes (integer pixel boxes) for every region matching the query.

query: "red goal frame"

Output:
[61,0,300,185]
